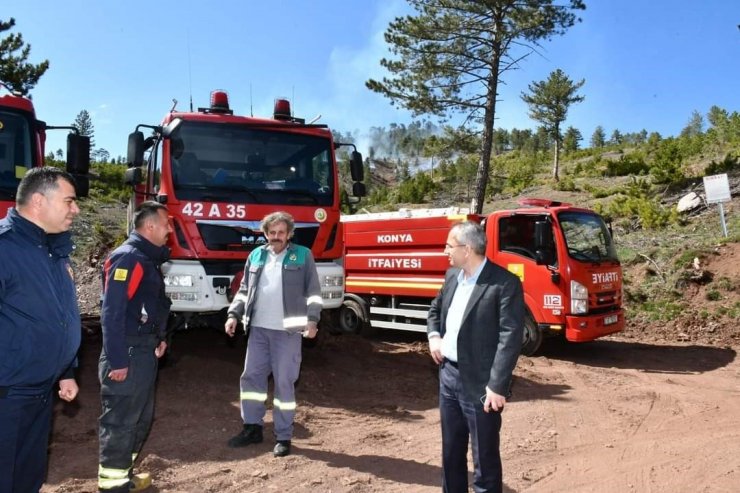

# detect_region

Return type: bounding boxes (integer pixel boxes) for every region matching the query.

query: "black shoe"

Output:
[227,424,263,448]
[273,440,291,457]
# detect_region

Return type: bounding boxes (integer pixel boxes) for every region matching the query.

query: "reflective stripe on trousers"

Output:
[239,326,302,441]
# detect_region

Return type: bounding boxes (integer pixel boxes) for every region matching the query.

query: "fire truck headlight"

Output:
[164,274,195,287]
[570,280,588,315]
[322,275,344,287]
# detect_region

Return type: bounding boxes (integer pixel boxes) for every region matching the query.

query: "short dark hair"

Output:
[16,167,76,207]
[133,201,168,230]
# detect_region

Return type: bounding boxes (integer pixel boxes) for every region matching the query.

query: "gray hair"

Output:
[451,221,486,255]
[261,211,295,237]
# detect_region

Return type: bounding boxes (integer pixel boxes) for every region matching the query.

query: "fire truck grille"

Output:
[197,223,319,252]
[589,290,619,313]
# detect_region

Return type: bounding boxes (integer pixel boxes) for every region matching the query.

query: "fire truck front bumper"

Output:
[564,309,625,342]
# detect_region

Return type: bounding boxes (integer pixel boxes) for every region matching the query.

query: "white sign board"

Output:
[703,174,731,204]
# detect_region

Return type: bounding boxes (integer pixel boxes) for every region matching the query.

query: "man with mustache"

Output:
[0,167,81,493]
[97,201,172,492]
[225,211,321,457]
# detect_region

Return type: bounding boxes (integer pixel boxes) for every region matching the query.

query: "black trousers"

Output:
[439,361,502,493]
[98,334,159,492]
[0,388,53,493]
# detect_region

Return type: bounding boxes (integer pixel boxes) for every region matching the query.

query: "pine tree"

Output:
[591,126,606,148]
[562,126,583,152]
[521,69,585,181]
[0,18,49,95]
[72,110,95,148]
[367,0,585,213]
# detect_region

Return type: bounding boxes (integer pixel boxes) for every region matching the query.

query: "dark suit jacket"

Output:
[428,260,524,401]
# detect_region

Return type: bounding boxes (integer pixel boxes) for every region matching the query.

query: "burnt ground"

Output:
[41,240,739,493]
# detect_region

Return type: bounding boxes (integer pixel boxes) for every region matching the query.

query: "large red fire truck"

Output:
[0,83,90,216]
[339,199,625,355]
[124,90,364,329]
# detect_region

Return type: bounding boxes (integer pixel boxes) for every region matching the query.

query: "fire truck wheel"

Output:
[338,299,370,335]
[521,314,543,356]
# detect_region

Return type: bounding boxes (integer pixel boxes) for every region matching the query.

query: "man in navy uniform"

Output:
[0,167,82,493]
[97,201,172,492]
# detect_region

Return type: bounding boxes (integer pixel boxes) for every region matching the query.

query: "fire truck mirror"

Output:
[66,134,90,175]
[127,131,145,167]
[352,181,366,198]
[350,151,364,182]
[123,166,144,186]
[73,174,90,198]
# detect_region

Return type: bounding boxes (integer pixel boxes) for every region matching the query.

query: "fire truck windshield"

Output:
[558,211,618,263]
[169,122,334,206]
[0,110,34,196]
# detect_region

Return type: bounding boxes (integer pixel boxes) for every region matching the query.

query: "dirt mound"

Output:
[621,241,739,347]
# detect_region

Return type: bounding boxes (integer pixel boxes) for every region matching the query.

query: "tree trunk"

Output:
[552,140,560,181]
[552,124,561,182]
[471,72,499,214]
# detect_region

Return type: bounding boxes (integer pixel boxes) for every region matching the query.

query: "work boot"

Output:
[227,424,263,448]
[273,440,291,457]
[129,472,152,492]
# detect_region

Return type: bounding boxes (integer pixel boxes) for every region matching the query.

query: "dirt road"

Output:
[40,327,739,493]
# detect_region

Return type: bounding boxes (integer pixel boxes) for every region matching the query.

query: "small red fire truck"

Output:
[0,83,90,216]
[339,199,624,355]
[124,90,364,330]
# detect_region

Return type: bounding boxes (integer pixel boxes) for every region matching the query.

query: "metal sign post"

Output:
[702,173,732,237]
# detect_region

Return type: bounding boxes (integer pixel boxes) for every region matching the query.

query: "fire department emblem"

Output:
[314,208,327,222]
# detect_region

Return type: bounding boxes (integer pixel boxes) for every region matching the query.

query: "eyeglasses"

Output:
[445,243,467,249]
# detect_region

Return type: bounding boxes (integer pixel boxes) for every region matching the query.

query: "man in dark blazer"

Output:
[428,220,524,493]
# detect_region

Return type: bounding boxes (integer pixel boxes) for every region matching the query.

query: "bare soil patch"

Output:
[45,202,739,492]
[42,311,739,492]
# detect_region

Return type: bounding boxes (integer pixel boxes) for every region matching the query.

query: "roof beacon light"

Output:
[274,98,291,120]
[210,90,230,111]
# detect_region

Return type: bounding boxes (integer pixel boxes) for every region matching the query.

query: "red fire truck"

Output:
[0,83,90,216]
[339,199,625,355]
[124,90,364,329]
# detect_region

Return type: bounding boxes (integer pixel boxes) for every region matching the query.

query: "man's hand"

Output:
[428,335,443,365]
[225,317,238,337]
[155,341,168,359]
[58,378,79,402]
[303,322,318,339]
[108,368,129,382]
[482,386,507,413]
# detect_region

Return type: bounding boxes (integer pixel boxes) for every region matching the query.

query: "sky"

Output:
[4,0,739,159]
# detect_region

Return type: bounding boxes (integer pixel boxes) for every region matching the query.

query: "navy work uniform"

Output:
[97,231,170,492]
[0,208,81,493]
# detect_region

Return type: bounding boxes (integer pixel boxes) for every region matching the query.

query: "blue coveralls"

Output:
[97,232,170,492]
[0,208,81,493]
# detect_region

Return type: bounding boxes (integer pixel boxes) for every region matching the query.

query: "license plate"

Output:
[604,314,618,325]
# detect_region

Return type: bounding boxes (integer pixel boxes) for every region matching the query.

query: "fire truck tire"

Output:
[521,313,543,356]
[338,299,370,335]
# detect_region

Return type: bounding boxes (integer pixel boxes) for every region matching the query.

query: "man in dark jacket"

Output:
[427,221,524,493]
[0,167,82,493]
[97,201,172,492]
